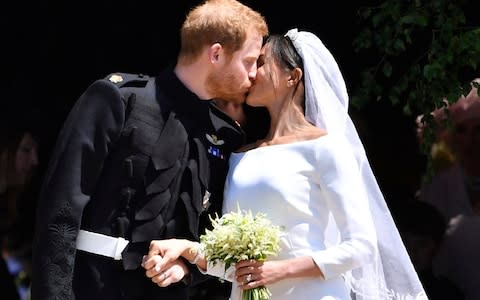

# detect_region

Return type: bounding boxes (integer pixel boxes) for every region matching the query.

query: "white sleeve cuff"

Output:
[200,261,235,282]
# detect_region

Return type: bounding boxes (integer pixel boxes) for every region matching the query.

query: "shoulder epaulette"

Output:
[104,72,150,88]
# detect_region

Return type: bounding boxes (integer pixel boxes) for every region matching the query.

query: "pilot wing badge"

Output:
[206,133,225,159]
[109,74,123,84]
[206,134,224,145]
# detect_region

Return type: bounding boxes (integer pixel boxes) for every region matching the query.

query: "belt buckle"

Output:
[114,237,129,260]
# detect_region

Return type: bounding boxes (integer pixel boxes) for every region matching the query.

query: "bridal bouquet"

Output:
[200,205,283,300]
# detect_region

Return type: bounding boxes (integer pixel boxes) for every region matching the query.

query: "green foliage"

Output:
[352,0,480,176]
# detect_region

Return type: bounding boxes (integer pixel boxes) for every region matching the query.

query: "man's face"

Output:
[206,30,263,104]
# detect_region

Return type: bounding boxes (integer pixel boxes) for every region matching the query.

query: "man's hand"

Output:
[142,239,194,287]
[143,254,189,287]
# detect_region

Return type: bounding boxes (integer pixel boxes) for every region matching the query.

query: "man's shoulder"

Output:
[103,72,152,89]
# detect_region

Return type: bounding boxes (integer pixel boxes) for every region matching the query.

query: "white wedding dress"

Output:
[206,134,377,300]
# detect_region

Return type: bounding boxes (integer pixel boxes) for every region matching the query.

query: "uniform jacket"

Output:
[31,66,245,300]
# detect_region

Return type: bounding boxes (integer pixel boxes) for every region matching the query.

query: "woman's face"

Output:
[14,132,38,185]
[245,43,290,108]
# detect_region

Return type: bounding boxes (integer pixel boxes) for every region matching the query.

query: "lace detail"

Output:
[344,273,428,300]
[34,204,77,299]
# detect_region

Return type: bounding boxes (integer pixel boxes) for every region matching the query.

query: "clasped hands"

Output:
[142,238,283,289]
[141,239,190,287]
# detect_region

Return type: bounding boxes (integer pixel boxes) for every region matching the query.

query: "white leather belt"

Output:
[76,229,129,260]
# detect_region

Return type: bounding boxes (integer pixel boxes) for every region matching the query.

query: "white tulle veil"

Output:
[284,28,428,300]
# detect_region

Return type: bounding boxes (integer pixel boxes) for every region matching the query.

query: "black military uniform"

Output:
[31,65,245,300]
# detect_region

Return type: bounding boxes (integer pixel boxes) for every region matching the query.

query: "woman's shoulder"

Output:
[310,132,353,160]
[302,127,328,141]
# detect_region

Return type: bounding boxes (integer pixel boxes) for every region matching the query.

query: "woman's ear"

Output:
[288,67,303,86]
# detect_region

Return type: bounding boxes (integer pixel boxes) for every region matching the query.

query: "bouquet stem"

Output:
[242,286,272,300]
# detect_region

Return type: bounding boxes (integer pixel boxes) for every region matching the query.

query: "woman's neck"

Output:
[262,105,324,146]
[267,104,308,135]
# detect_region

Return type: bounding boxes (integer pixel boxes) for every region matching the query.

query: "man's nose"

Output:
[249,72,257,82]
[248,66,257,81]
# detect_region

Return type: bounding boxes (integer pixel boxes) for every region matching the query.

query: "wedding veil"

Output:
[285,28,428,300]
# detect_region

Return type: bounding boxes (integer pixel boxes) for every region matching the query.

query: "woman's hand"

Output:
[235,259,286,290]
[235,256,324,289]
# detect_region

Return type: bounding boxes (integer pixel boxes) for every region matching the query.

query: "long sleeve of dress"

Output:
[310,136,377,280]
[222,135,422,299]
[204,260,236,282]
[31,79,126,300]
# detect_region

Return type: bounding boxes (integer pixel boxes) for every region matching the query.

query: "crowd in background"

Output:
[1,114,42,300]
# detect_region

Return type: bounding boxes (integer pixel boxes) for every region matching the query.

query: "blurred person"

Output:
[1,123,40,300]
[0,258,20,300]
[433,214,480,300]
[449,82,480,213]
[417,79,480,300]
[415,102,456,174]
[31,1,268,300]
[419,79,480,219]
[144,29,427,300]
[390,199,464,300]
[1,126,39,228]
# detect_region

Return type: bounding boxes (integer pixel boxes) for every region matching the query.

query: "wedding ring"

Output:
[162,272,168,281]
[245,273,252,283]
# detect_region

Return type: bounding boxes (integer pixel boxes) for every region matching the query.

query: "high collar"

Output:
[155,64,211,119]
[154,65,244,141]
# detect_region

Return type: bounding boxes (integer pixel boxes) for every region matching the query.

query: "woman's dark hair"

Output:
[243,34,306,142]
[265,34,303,74]
[0,115,41,189]
[264,34,305,110]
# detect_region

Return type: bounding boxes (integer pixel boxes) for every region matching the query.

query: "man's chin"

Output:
[223,94,246,104]
[234,97,246,105]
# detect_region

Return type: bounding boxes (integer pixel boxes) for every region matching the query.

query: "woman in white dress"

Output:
[143,29,428,300]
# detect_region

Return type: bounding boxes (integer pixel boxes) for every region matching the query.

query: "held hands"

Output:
[143,256,188,287]
[142,239,192,287]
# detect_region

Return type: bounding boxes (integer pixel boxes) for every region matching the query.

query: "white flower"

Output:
[200,204,283,300]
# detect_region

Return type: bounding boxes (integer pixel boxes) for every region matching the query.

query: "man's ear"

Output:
[208,43,223,63]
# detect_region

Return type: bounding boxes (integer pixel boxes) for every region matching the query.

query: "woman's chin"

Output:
[245,96,260,107]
